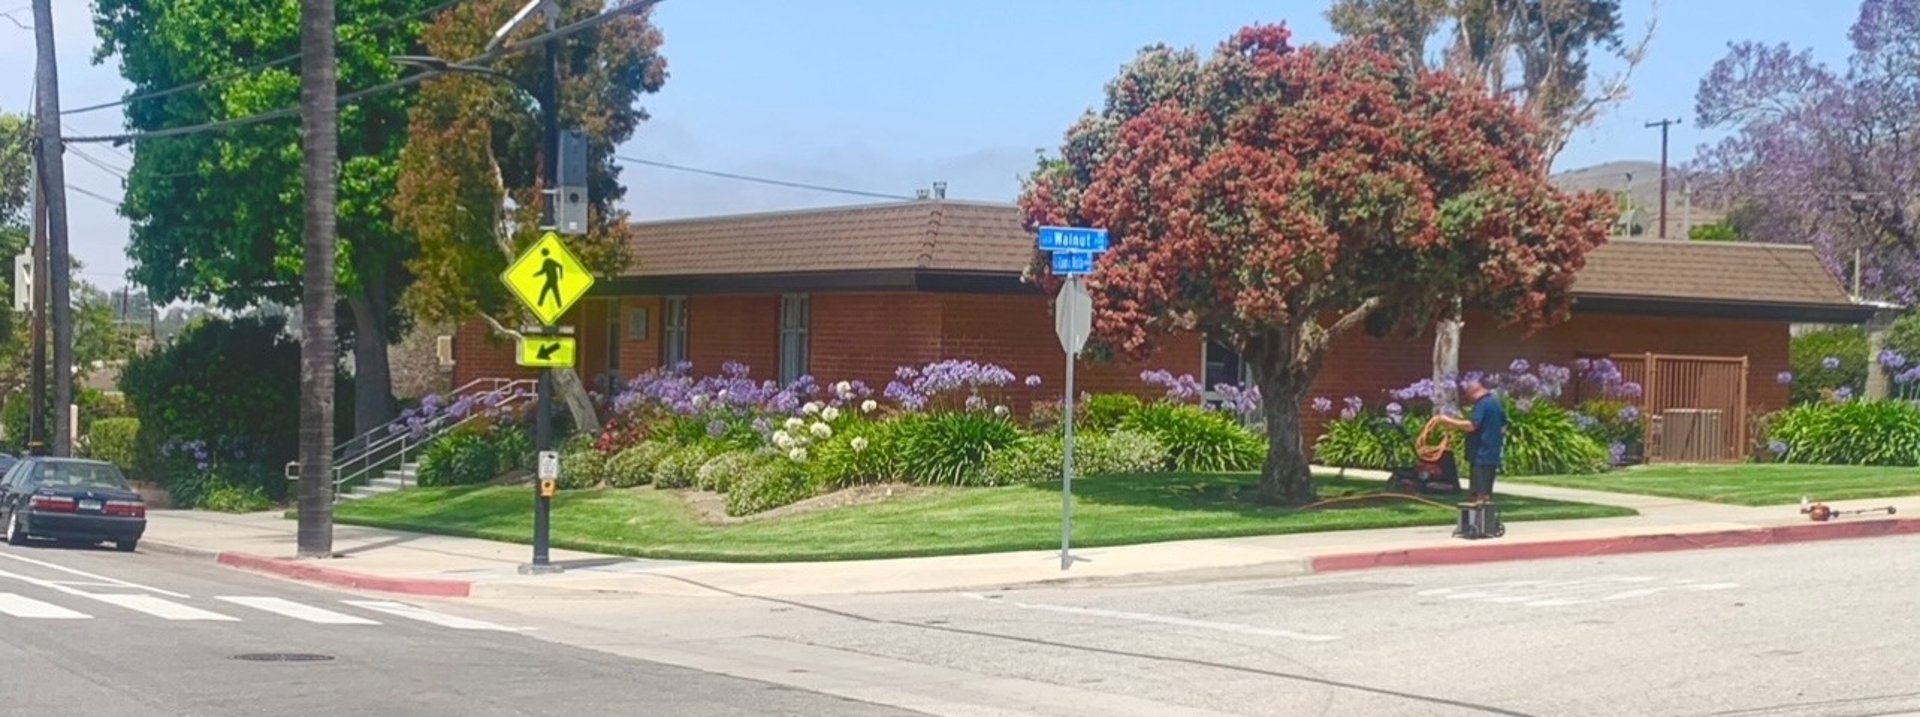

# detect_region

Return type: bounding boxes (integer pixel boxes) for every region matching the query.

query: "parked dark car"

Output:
[0,458,146,552]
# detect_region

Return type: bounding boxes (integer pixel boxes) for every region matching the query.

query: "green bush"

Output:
[724,459,817,516]
[982,429,1170,485]
[199,478,272,513]
[894,412,1025,486]
[1502,401,1609,476]
[1574,399,1645,465]
[805,419,905,490]
[606,442,672,488]
[119,316,354,507]
[86,417,141,474]
[1081,394,1145,432]
[557,448,608,489]
[653,444,715,489]
[491,426,533,476]
[697,449,770,493]
[1767,399,1920,465]
[1313,414,1419,470]
[415,432,500,488]
[1789,327,1868,405]
[1121,404,1263,472]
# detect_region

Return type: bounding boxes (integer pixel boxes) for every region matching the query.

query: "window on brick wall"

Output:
[662,296,689,368]
[1202,339,1253,410]
[778,294,810,385]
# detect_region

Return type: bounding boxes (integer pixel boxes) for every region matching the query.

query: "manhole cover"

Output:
[232,653,334,663]
[1249,581,1410,598]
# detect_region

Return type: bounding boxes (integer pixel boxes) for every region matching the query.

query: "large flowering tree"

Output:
[1017,25,1615,504]
[1692,0,1920,303]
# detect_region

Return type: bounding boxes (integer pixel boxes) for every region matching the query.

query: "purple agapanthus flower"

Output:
[1025,374,1043,388]
[1881,350,1908,369]
[1833,386,1854,401]
[1777,371,1794,385]
[1509,358,1531,374]
[1617,405,1640,423]
[1768,440,1789,456]
[1822,356,1841,371]
[1311,397,1333,414]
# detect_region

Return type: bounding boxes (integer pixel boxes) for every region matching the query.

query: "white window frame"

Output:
[778,294,810,385]
[662,296,689,368]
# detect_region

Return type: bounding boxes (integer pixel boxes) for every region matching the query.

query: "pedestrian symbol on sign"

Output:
[535,249,564,309]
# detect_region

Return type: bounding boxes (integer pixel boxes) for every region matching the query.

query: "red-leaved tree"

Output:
[1018,25,1616,504]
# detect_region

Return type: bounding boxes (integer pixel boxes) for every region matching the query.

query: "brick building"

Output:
[451,199,1872,460]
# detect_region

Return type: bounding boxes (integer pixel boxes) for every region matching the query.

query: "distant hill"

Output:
[1550,160,1724,239]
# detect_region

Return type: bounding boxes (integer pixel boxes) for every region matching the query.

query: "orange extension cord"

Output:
[1301,415,1457,512]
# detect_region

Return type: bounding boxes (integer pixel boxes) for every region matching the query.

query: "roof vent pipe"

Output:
[932,181,947,199]
[915,188,930,200]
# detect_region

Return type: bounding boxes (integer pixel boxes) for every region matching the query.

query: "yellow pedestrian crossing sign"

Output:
[516,335,577,368]
[502,232,595,326]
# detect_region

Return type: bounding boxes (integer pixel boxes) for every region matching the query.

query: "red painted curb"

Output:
[1311,517,1920,573]
[216,552,473,598]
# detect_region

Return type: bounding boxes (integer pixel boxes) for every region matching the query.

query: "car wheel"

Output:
[5,512,25,546]
[115,538,137,553]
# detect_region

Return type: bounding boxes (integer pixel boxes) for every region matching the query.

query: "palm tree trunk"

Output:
[295,0,338,559]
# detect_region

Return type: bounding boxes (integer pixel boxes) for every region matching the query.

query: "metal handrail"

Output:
[331,377,523,461]
[330,379,537,493]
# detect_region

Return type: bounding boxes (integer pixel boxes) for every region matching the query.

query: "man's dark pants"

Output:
[1469,463,1498,499]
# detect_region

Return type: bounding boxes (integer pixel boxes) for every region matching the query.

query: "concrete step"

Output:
[368,476,413,491]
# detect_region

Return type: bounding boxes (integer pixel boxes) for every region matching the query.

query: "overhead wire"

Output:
[616,156,918,200]
[65,0,663,145]
[60,0,471,117]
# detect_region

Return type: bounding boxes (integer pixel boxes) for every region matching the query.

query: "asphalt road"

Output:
[458,534,1920,717]
[0,542,920,717]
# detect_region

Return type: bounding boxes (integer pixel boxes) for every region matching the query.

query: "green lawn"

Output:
[1514,464,1920,506]
[330,473,1634,562]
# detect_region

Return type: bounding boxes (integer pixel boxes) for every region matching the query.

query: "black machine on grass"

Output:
[1385,416,1462,497]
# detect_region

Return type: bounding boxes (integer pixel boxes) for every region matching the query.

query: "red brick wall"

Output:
[809,293,945,390]
[452,293,1791,431]
[688,295,779,378]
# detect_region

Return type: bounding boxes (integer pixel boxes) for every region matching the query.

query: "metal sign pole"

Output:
[531,364,554,570]
[1061,277,1077,571]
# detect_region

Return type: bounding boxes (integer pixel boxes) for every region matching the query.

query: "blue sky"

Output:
[0,0,1859,287]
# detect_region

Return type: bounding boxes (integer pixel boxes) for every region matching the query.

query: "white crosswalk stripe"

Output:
[89,594,239,621]
[342,600,520,631]
[0,592,91,619]
[1417,575,1741,608]
[216,596,381,625]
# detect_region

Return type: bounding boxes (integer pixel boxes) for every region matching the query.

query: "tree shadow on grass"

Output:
[1027,472,1630,527]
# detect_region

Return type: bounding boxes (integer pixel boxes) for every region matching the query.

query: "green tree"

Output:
[92,0,436,436]
[1018,27,1613,503]
[393,0,666,431]
[1689,220,1738,242]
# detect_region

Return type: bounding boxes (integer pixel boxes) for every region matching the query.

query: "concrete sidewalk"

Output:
[141,473,1920,599]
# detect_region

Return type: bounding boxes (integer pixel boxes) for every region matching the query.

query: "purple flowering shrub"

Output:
[884,360,1025,414]
[1314,357,1619,474]
[599,362,876,455]
[1787,327,1867,405]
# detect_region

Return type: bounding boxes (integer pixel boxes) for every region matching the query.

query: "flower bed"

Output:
[1311,358,1644,476]
[538,359,1271,516]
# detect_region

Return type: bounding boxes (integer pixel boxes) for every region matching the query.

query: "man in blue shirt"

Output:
[1437,378,1507,504]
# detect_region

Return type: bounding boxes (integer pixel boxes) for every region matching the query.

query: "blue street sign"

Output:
[1037,226,1110,253]
[1051,252,1095,276]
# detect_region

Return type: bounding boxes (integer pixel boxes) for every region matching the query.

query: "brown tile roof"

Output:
[1574,239,1853,307]
[626,201,1858,308]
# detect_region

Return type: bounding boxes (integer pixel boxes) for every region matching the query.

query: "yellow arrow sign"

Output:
[501,232,596,326]
[516,335,577,368]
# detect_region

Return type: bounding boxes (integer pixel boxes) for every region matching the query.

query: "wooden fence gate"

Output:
[1610,353,1750,464]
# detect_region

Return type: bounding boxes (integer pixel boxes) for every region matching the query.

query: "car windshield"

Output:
[30,462,132,491]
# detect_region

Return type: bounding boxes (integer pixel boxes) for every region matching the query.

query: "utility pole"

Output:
[296,0,340,559]
[1645,118,1681,239]
[527,1,562,575]
[27,142,45,456]
[30,0,73,456]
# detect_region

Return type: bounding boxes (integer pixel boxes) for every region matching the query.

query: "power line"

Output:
[67,122,131,160]
[0,9,27,30]
[69,146,129,179]
[61,0,470,117]
[616,156,918,200]
[66,184,121,207]
[66,0,661,145]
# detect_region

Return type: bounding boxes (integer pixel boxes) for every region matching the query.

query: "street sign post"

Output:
[1036,226,1108,572]
[515,335,577,368]
[502,232,596,576]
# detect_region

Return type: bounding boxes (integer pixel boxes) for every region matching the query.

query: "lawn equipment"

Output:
[1386,415,1462,497]
[1799,497,1897,522]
